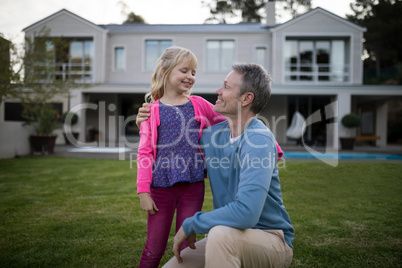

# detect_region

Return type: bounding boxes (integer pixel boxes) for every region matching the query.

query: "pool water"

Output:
[68,147,133,153]
[283,151,402,160]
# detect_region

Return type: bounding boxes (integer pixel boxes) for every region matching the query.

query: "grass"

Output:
[0,157,401,267]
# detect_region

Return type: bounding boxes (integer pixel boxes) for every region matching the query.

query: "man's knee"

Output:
[207,225,238,248]
[205,226,242,267]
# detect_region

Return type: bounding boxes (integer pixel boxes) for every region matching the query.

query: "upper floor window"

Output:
[284,38,349,83]
[254,46,267,69]
[145,40,172,70]
[69,39,94,83]
[206,40,235,72]
[114,47,126,71]
[31,37,94,83]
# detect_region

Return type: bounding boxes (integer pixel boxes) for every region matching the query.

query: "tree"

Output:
[20,30,73,135]
[124,12,146,23]
[1,28,85,135]
[0,34,22,104]
[347,0,402,84]
[278,0,312,19]
[118,1,146,23]
[203,0,312,23]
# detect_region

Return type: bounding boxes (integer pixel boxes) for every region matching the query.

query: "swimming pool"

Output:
[283,151,402,160]
[68,147,133,153]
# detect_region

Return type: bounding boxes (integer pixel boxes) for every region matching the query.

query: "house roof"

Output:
[100,23,271,34]
[271,7,366,32]
[23,7,366,35]
[23,9,108,33]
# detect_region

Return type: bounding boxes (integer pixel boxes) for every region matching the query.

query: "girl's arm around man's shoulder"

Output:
[190,95,226,127]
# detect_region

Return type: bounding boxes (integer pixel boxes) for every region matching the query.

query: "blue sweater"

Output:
[182,117,294,248]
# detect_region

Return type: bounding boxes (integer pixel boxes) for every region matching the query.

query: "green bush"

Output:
[341,113,361,128]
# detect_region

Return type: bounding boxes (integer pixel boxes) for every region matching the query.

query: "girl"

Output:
[136,46,225,267]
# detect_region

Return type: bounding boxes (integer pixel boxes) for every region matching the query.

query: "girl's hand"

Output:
[139,192,159,214]
[135,103,152,128]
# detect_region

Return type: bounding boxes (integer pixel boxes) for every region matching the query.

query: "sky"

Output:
[1,0,354,44]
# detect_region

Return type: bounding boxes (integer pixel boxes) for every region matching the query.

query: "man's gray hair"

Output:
[233,63,272,114]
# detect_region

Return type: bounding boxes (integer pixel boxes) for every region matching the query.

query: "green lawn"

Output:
[0,157,401,267]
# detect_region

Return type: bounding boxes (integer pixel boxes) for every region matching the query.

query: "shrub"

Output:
[341,113,361,128]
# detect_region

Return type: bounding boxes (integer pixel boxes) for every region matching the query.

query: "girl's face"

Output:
[165,58,197,95]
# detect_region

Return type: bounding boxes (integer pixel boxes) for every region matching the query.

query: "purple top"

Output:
[151,100,205,188]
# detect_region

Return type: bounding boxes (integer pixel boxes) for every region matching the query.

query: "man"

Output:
[138,63,294,267]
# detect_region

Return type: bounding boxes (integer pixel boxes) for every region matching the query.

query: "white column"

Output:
[375,101,388,147]
[335,92,352,149]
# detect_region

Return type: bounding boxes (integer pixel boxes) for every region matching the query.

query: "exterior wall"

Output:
[0,122,33,158]
[105,32,270,92]
[272,11,364,85]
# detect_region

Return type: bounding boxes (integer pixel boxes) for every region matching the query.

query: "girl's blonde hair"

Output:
[145,46,198,103]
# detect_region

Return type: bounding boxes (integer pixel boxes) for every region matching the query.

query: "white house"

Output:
[1,3,401,158]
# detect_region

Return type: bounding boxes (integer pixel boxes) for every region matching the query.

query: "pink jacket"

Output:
[136,95,284,194]
[137,96,225,194]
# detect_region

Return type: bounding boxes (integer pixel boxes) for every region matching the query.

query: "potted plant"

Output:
[340,113,361,150]
[60,111,79,145]
[22,103,60,155]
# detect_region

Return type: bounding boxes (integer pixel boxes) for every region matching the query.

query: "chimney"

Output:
[266,0,276,26]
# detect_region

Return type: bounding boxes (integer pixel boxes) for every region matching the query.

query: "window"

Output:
[206,40,235,71]
[4,102,62,122]
[284,38,349,83]
[361,111,374,135]
[145,40,172,70]
[68,39,94,83]
[114,47,126,71]
[255,46,267,69]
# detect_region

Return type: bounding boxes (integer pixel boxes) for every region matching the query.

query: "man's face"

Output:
[213,70,243,117]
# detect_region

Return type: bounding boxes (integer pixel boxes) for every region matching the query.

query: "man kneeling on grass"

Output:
[138,63,294,268]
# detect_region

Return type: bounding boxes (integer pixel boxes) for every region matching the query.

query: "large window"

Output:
[285,38,349,83]
[206,40,235,72]
[114,47,126,71]
[33,37,94,83]
[145,40,172,70]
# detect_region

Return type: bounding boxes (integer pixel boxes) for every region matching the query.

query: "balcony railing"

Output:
[285,63,350,83]
[33,62,93,83]
[55,63,92,83]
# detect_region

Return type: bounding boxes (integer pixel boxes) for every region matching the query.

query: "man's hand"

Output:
[173,226,196,263]
[135,103,152,128]
[139,192,159,214]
